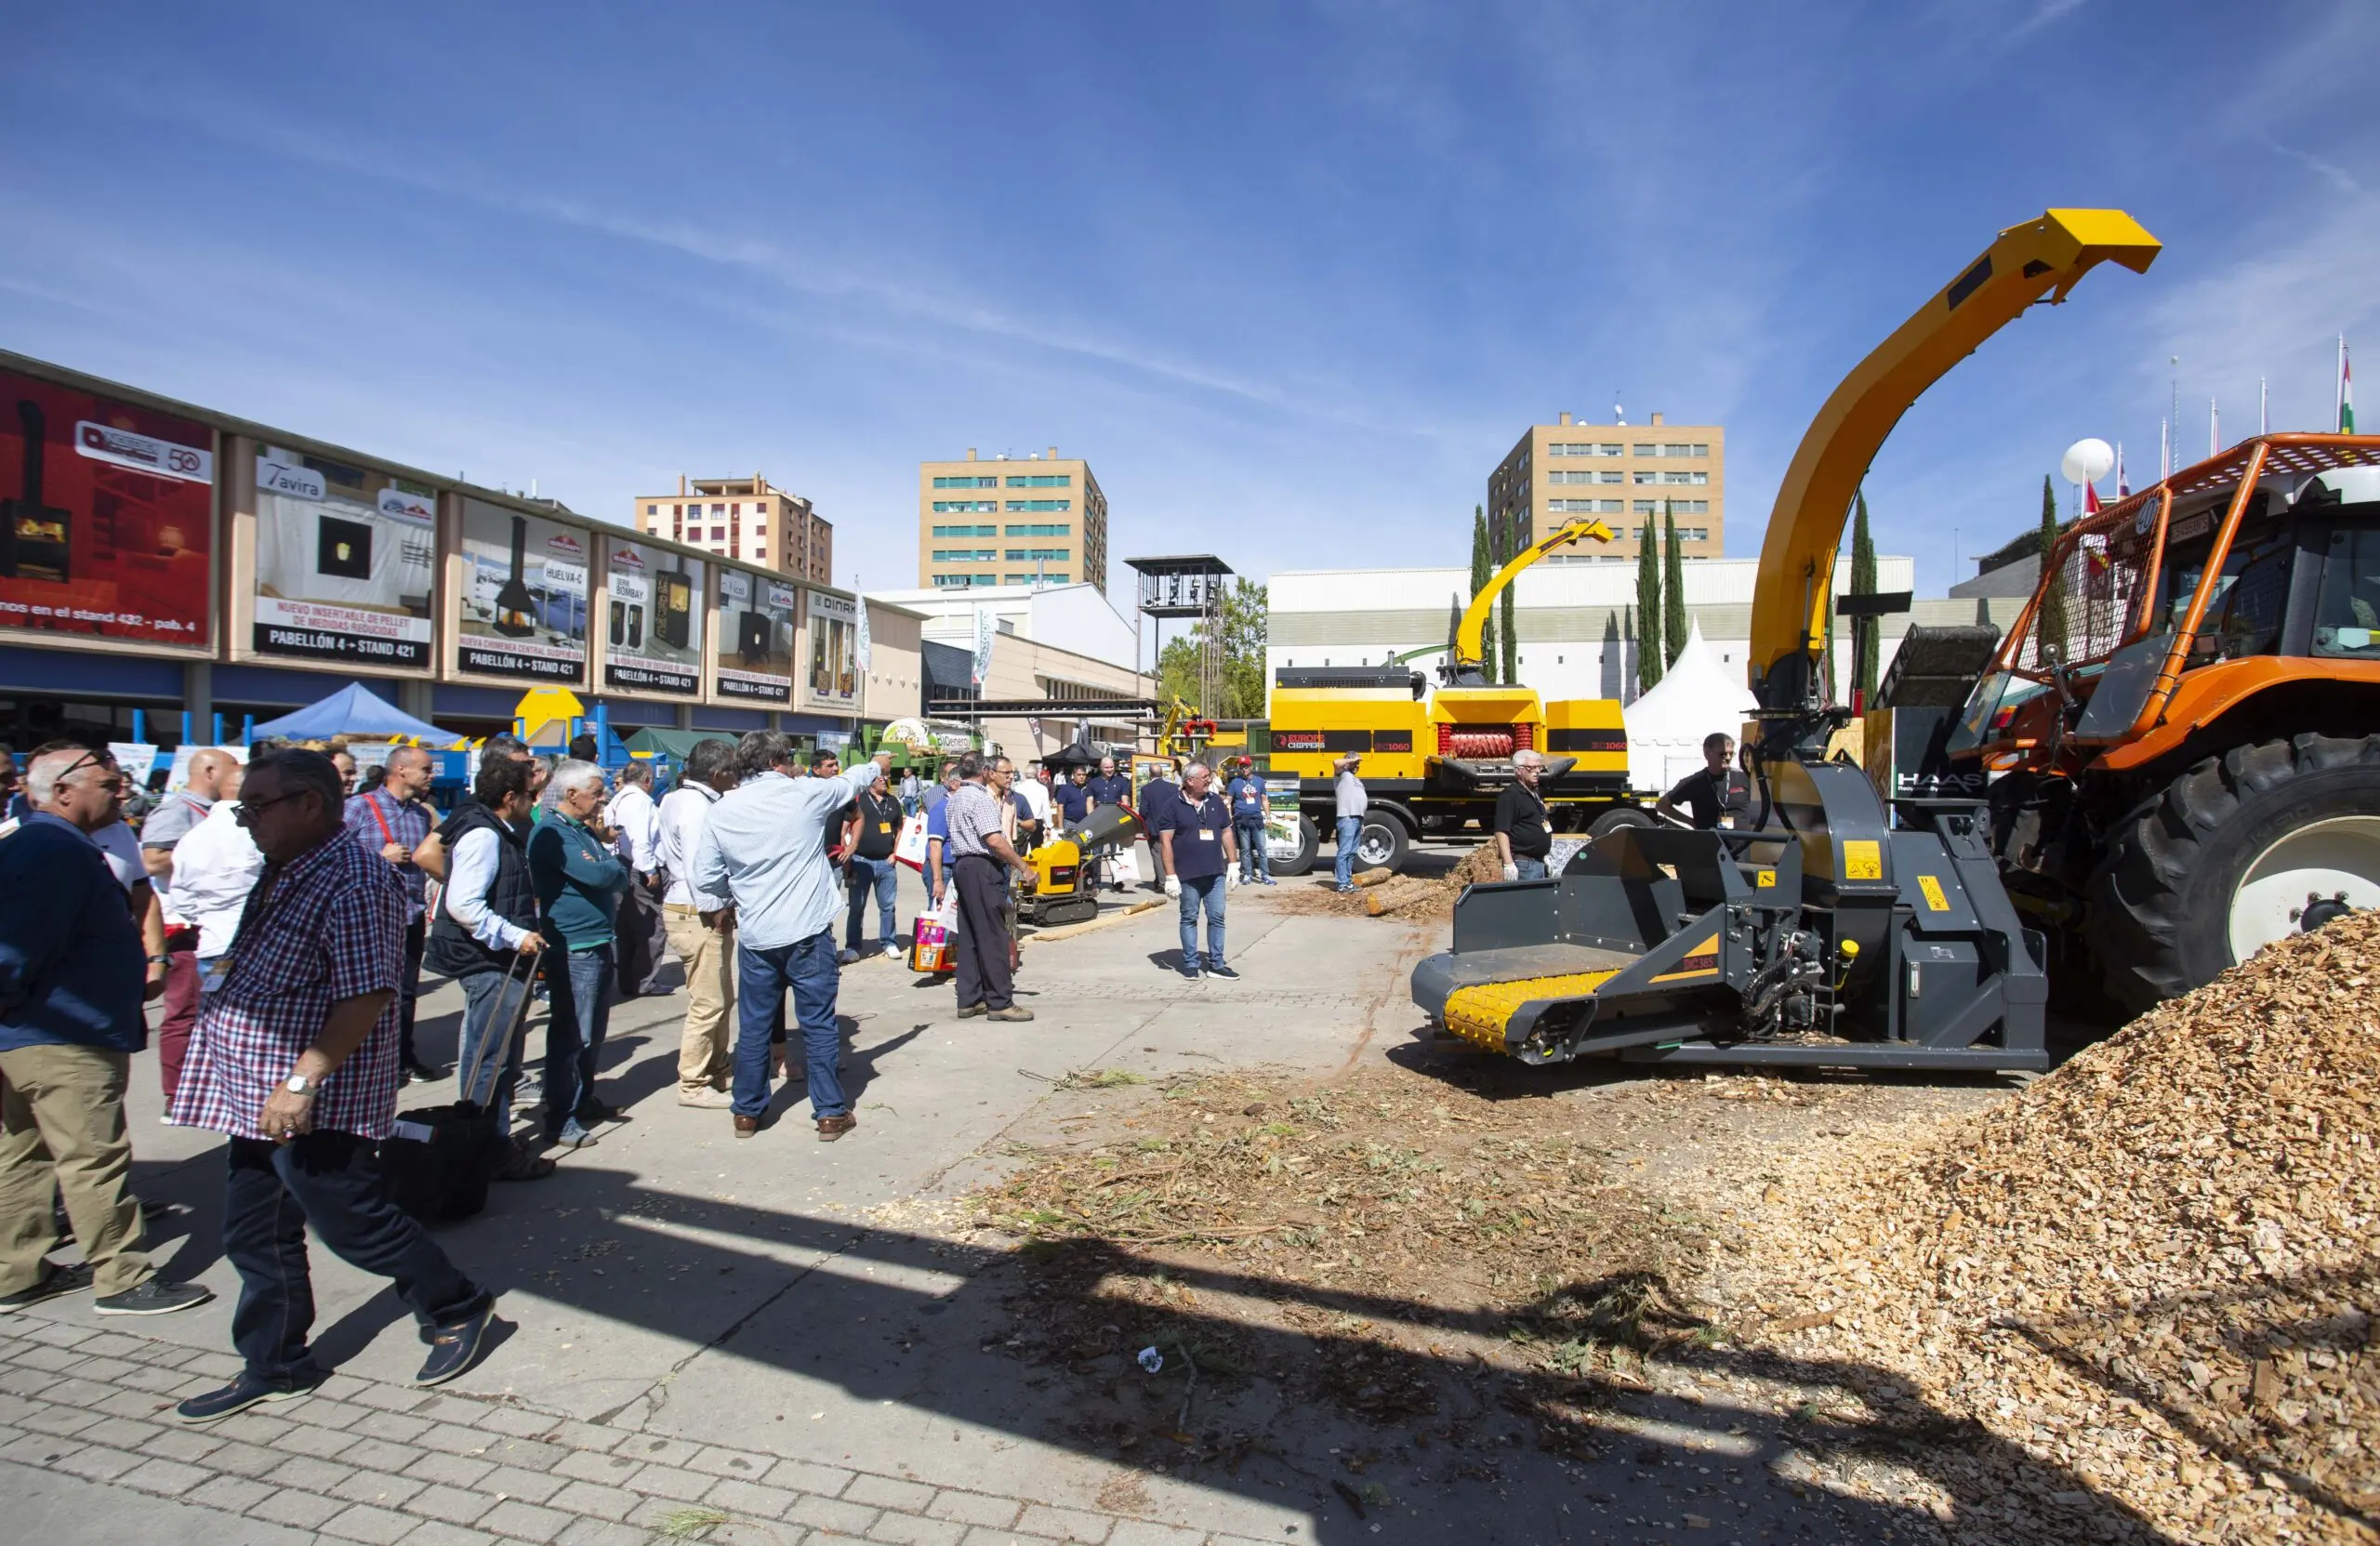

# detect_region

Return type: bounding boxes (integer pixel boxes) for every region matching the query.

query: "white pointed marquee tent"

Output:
[1621,621,1757,795]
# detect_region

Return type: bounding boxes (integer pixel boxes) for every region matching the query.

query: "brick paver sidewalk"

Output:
[0,1317,1258,1546]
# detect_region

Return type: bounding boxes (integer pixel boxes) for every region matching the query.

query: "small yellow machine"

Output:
[1016,803,1144,928]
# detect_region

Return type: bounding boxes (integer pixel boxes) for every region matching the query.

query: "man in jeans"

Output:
[1225,757,1272,885]
[1,747,212,1317]
[841,766,904,962]
[694,735,893,1142]
[1331,754,1368,894]
[1158,761,1239,981]
[425,756,552,1181]
[526,760,629,1149]
[169,748,494,1420]
[655,738,739,1107]
[344,746,439,1082]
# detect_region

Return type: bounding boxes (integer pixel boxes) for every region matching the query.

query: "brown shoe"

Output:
[957,1002,988,1019]
[734,1115,760,1140]
[815,1114,858,1142]
[985,1006,1036,1022]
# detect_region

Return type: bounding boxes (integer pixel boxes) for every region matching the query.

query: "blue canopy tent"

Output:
[251,683,458,745]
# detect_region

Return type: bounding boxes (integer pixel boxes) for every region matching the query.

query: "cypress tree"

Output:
[1498,509,1519,684]
[2036,474,2068,660]
[1633,522,1663,692]
[1470,505,1497,677]
[1851,489,1879,701]
[1662,503,1688,668]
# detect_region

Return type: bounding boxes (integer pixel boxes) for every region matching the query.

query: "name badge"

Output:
[1198,828,1216,840]
[879,823,892,833]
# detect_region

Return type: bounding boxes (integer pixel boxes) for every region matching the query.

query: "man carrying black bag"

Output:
[422,757,553,1183]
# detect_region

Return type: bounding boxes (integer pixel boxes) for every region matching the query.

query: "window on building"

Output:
[931,548,998,562]
[932,500,999,513]
[1005,522,1069,535]
[1601,470,1623,483]
[932,523,998,537]
[752,522,766,535]
[1546,443,1624,457]
[932,474,999,488]
[1005,474,1071,487]
[1005,548,1069,562]
[1633,470,1657,484]
[1005,499,1070,512]
[1548,498,1623,513]
[645,503,658,516]
[709,525,725,540]
[1660,470,1710,484]
[1673,500,1710,514]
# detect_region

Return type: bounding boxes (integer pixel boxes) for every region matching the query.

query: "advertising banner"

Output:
[0,369,214,647]
[250,446,436,667]
[455,497,588,682]
[807,590,859,708]
[602,539,703,696]
[715,566,795,703]
[1264,774,1303,860]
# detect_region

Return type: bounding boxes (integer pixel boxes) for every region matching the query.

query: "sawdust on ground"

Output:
[1727,913,2380,1545]
[1264,842,1505,919]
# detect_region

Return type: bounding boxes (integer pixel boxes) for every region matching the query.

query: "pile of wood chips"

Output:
[1728,913,2380,1543]
[1274,844,1506,919]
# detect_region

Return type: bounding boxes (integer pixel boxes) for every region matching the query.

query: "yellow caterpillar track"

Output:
[1441,970,1622,1052]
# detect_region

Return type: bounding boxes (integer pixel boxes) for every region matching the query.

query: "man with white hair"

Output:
[1157,761,1239,981]
[1494,749,1554,881]
[0,747,211,1316]
[142,747,236,1102]
[526,760,628,1148]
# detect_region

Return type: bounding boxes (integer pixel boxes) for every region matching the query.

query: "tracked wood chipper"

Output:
[1413,209,2170,1071]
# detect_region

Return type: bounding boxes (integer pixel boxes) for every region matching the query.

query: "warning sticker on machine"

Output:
[1842,839,1884,881]
[1917,874,1951,911]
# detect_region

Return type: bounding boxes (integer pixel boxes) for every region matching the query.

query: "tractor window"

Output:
[2313,523,2380,658]
[2165,528,2293,667]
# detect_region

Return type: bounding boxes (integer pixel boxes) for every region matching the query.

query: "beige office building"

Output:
[1487,412,1726,562]
[918,446,1108,595]
[635,475,833,585]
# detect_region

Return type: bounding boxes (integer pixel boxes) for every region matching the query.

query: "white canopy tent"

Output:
[1621,621,1757,795]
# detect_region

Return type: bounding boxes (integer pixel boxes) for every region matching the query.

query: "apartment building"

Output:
[634,475,833,585]
[1486,412,1726,562]
[919,445,1108,595]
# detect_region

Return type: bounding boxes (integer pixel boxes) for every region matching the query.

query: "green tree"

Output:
[1498,510,1520,684]
[1634,522,1663,693]
[1662,503,1688,668]
[1850,488,1879,701]
[2035,473,2069,662]
[1154,577,1270,719]
[1469,506,1498,679]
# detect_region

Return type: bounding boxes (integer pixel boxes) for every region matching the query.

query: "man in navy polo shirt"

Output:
[1157,761,1237,982]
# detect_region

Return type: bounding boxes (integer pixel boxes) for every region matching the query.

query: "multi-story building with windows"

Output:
[918,446,1108,594]
[1486,412,1726,562]
[634,475,832,585]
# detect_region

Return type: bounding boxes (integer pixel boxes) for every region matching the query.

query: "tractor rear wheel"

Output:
[2083,733,2380,1014]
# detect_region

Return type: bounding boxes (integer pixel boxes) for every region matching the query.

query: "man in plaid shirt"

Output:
[169,747,496,1424]
[343,745,440,1083]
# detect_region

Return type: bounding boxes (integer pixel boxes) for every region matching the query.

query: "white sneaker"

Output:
[880,944,903,959]
[678,1088,734,1109]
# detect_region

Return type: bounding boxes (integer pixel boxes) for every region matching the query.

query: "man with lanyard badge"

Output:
[1494,749,1555,880]
[1656,733,1752,830]
[1225,757,1272,885]
[1158,762,1238,981]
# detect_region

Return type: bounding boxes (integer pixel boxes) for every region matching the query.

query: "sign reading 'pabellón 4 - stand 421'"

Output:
[454,497,588,682]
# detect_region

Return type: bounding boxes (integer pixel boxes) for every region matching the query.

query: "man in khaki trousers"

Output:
[654,739,739,1106]
[0,747,210,1315]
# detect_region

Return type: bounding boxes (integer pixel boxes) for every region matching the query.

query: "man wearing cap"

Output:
[1331,754,1368,895]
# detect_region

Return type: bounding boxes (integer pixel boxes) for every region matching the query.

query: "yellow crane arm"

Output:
[1748,208,2161,710]
[1454,517,1614,676]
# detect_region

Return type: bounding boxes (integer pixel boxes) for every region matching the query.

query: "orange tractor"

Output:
[1950,433,2380,1011]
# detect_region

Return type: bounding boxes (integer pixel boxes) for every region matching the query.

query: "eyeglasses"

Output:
[233,791,309,824]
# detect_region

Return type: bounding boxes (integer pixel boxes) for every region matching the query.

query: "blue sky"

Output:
[3,1,2374,601]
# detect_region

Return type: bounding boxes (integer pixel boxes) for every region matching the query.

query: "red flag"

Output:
[2083,482,2101,515]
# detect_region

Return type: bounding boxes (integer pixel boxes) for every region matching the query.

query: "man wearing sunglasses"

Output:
[0,747,213,1318]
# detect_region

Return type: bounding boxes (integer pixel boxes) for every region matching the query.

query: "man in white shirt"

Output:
[167,766,266,984]
[1014,759,1052,835]
[654,739,740,1107]
[139,748,235,1102]
[603,760,668,999]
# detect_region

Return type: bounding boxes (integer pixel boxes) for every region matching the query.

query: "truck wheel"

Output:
[1588,805,1655,837]
[2083,733,2380,1013]
[1271,815,1320,877]
[1355,813,1411,873]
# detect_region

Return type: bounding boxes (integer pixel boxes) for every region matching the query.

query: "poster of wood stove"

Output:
[714,565,796,703]
[249,445,435,667]
[602,539,704,696]
[0,368,215,648]
[805,589,859,709]
[455,496,588,682]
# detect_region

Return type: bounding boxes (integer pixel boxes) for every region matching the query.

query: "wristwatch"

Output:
[145,954,171,966]
[284,1073,317,1096]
